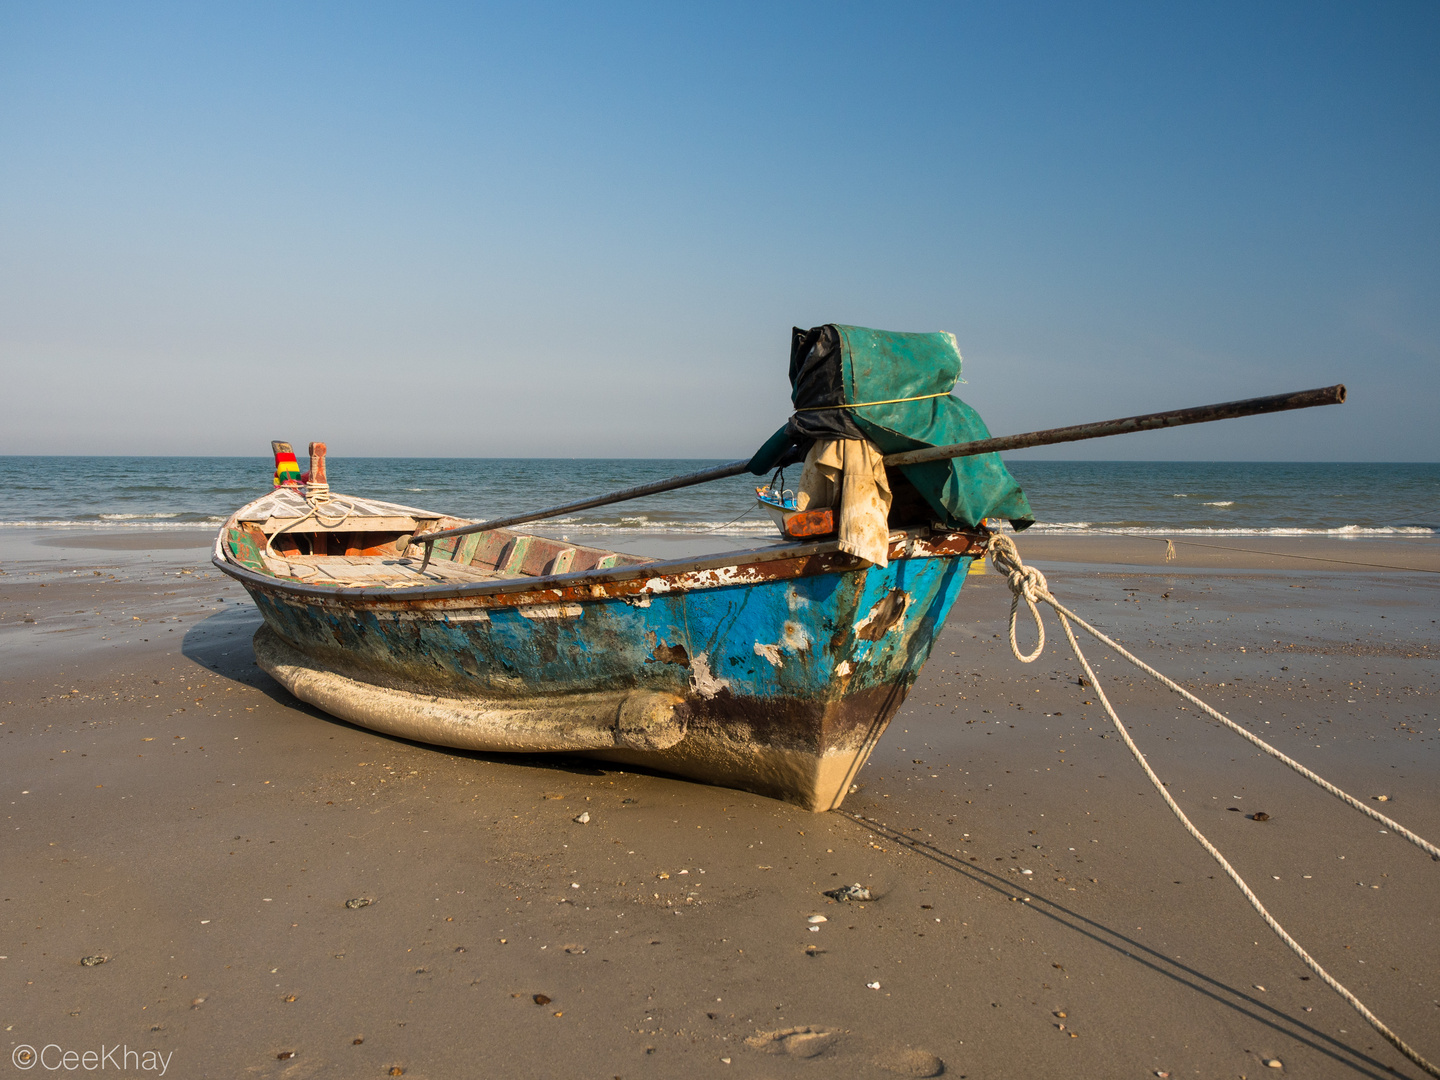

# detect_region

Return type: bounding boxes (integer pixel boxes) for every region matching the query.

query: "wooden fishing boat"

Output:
[212,324,1342,811]
[213,484,988,811]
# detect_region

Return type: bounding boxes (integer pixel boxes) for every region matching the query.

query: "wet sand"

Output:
[2,528,1437,1078]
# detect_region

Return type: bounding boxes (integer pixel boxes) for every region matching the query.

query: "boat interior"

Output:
[221,452,948,590]
[221,488,653,589]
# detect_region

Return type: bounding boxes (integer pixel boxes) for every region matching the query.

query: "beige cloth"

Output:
[794,438,893,567]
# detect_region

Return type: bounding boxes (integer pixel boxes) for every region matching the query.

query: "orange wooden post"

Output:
[307,442,328,487]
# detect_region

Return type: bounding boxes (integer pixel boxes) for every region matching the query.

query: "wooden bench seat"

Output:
[262,554,506,587]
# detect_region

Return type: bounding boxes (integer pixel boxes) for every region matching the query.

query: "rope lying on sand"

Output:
[988,532,1440,1078]
[1138,534,1440,574]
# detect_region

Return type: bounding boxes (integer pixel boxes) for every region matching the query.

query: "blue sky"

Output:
[1,2,1436,459]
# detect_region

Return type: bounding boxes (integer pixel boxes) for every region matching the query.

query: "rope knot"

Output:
[987,531,1047,664]
[1007,562,1048,603]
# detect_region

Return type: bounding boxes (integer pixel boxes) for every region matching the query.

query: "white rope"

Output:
[988,532,1440,1077]
[264,486,358,560]
[258,486,451,588]
[993,535,1440,860]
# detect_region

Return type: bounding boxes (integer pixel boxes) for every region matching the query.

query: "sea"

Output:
[0,457,1435,540]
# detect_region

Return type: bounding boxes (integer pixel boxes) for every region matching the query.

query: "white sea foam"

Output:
[98,512,182,520]
[1202,501,1235,507]
[7,515,1427,539]
[0,518,224,529]
[557,520,775,534]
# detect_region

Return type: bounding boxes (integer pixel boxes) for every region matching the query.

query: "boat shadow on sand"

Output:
[836,810,1400,1080]
[179,606,656,782]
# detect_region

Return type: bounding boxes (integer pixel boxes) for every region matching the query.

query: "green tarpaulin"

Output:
[747,324,1033,530]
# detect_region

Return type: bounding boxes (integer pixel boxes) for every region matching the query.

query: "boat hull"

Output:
[222,528,984,810]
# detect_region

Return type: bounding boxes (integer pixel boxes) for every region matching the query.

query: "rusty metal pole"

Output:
[414,383,1346,562]
[883,384,1346,468]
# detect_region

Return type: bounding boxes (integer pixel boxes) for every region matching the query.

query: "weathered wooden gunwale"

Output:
[212,490,986,606]
[215,530,983,602]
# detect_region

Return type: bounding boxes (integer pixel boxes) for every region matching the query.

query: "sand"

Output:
[2,527,1437,1078]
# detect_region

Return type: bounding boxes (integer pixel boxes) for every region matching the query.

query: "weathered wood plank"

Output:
[501,536,533,575]
[252,515,422,535]
[263,554,504,587]
[457,533,483,565]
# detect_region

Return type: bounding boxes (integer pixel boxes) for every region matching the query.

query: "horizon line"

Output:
[1,454,1437,465]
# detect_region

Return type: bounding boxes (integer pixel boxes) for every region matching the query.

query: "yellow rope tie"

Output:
[987,531,1440,1078]
[794,391,952,411]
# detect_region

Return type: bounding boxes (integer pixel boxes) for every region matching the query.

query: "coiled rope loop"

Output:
[1004,560,1049,663]
[986,530,1440,1078]
[264,485,358,560]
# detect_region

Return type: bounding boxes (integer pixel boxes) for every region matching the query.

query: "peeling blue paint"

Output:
[247,551,973,706]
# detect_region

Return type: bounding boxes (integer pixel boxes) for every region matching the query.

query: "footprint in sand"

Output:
[873,1047,946,1077]
[745,1029,945,1077]
[744,1026,841,1059]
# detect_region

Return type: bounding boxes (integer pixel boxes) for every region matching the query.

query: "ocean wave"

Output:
[548,515,775,534]
[1202,501,1235,507]
[0,518,224,529]
[1,512,777,534]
